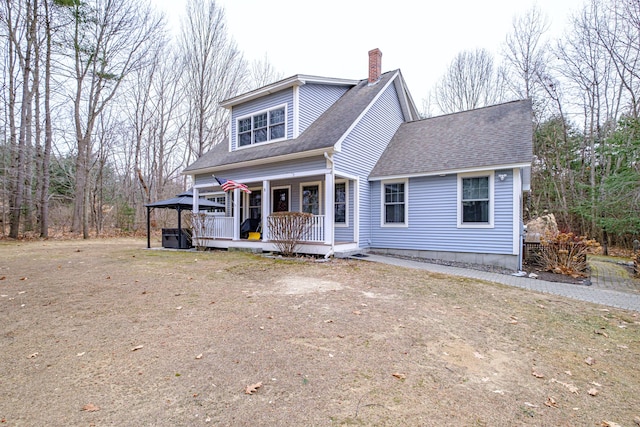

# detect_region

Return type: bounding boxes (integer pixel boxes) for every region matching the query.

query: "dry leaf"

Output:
[602,422,623,427]
[594,329,609,338]
[532,369,545,379]
[588,388,599,396]
[82,403,100,412]
[551,378,579,394]
[245,382,262,394]
[131,345,144,351]
[544,396,558,407]
[195,353,203,360]
[20,277,27,280]
[584,356,595,366]
[0,276,6,280]
[392,372,406,379]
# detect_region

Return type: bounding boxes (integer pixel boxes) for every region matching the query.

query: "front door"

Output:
[272,187,290,212]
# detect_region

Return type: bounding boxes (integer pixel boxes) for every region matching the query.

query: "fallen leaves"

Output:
[195,353,203,359]
[544,396,558,408]
[531,369,545,379]
[391,372,406,380]
[82,403,100,412]
[245,382,262,395]
[131,345,144,351]
[551,378,579,394]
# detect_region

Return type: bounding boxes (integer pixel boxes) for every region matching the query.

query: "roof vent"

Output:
[368,48,382,84]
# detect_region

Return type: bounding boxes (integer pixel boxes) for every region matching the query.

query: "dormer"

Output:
[220,75,359,152]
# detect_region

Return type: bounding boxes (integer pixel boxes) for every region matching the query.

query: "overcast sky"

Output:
[153,0,586,103]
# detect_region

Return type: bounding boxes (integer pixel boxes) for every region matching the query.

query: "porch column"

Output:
[262,180,270,241]
[192,187,199,212]
[324,172,334,245]
[233,188,240,240]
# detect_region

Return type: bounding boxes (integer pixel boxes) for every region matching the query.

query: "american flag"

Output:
[215,176,252,194]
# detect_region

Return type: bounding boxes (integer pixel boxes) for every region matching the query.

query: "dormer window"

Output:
[238,105,286,147]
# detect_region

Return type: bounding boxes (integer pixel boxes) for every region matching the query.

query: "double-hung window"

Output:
[238,105,286,147]
[334,181,347,225]
[381,179,408,226]
[458,173,494,228]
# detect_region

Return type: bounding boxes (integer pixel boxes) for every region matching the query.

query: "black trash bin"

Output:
[162,228,192,249]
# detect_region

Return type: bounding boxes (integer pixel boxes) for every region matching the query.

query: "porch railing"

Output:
[192,215,234,242]
[302,214,325,242]
[192,214,325,243]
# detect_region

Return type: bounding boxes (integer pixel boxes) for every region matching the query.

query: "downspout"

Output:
[324,152,335,259]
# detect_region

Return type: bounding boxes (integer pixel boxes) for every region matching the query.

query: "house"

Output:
[182,49,533,270]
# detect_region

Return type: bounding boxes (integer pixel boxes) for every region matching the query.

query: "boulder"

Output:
[525,214,559,243]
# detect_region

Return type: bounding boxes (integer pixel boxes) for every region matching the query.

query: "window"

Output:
[205,194,226,213]
[382,180,407,226]
[248,190,261,220]
[301,183,321,215]
[237,105,286,147]
[458,173,494,228]
[334,181,347,225]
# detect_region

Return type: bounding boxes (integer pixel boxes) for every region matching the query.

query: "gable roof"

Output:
[369,99,533,180]
[183,70,416,174]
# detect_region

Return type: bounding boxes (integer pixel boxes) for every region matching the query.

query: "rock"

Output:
[525,214,559,243]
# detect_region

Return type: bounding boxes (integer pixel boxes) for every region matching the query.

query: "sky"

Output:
[153,0,586,104]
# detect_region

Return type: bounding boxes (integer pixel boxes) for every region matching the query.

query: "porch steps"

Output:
[228,245,263,254]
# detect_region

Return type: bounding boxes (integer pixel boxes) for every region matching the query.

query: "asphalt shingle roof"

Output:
[183,70,400,174]
[369,99,533,179]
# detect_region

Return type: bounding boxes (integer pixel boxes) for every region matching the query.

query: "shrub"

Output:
[538,232,600,277]
[267,212,313,257]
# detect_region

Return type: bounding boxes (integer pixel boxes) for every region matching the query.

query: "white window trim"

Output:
[380,178,408,228]
[299,181,323,215]
[235,103,287,149]
[334,179,349,227]
[271,185,291,213]
[457,171,495,229]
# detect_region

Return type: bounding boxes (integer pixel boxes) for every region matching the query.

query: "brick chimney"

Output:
[368,48,382,84]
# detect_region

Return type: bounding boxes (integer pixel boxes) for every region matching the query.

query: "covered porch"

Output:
[189,169,360,256]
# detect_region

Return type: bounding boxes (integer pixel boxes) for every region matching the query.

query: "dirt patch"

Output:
[1,238,639,426]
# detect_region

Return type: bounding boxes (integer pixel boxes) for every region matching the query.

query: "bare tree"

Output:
[2,0,37,238]
[433,48,506,114]
[247,53,283,91]
[179,0,246,161]
[55,0,163,238]
[503,5,551,118]
[590,0,640,118]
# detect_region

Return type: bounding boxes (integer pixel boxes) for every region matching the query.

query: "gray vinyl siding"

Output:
[370,170,515,254]
[298,84,350,134]
[230,88,294,150]
[334,81,405,248]
[334,180,355,242]
[193,156,327,188]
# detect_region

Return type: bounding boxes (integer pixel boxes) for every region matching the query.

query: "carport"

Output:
[145,191,225,249]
